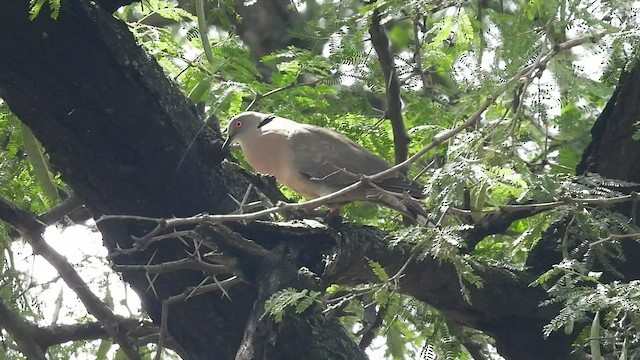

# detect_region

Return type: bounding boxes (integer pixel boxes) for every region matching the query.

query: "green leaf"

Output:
[114,348,129,360]
[386,324,405,359]
[29,0,60,20]
[469,180,488,223]
[264,288,317,323]
[156,7,196,22]
[28,0,45,20]
[427,17,455,50]
[367,259,389,282]
[95,339,112,360]
[20,122,59,204]
[295,291,319,314]
[455,9,474,45]
[187,76,213,103]
[590,312,602,360]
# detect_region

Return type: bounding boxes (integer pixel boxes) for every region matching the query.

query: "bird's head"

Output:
[222,111,276,152]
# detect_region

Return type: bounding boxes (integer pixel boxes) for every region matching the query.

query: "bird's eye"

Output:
[234,121,243,128]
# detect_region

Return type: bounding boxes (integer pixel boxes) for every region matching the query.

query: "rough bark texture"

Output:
[576,65,640,280]
[578,67,640,181]
[0,1,361,359]
[1,0,638,359]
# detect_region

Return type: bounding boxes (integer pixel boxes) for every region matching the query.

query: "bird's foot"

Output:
[324,207,344,227]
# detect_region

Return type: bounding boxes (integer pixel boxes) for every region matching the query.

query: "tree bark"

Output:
[578,67,640,182]
[1,0,636,359]
[0,1,362,359]
[576,65,640,280]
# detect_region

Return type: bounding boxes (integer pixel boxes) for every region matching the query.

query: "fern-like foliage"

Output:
[29,0,60,20]
[264,288,321,323]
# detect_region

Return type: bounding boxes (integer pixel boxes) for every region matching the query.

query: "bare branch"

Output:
[0,298,46,360]
[37,195,84,226]
[112,257,228,274]
[34,318,143,348]
[200,224,269,259]
[0,297,178,358]
[100,189,637,249]
[590,232,640,247]
[451,192,638,218]
[357,301,385,349]
[0,196,142,360]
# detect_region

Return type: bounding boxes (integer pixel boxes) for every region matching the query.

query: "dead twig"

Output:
[112,257,228,275]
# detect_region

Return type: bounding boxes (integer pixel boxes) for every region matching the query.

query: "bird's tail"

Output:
[370,191,429,225]
[404,199,429,225]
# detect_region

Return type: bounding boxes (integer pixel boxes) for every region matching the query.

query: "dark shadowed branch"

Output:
[0,295,188,358]
[0,196,142,360]
[0,298,47,360]
[369,9,411,166]
[37,195,84,226]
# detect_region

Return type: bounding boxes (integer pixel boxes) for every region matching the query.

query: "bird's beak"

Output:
[221,134,234,153]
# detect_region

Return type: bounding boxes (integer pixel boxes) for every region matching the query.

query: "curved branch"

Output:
[0,196,142,360]
[0,298,46,360]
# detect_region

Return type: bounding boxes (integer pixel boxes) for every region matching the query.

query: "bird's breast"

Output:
[238,132,330,199]
[239,133,287,176]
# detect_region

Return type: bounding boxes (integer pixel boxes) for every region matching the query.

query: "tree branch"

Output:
[0,196,142,360]
[369,9,411,166]
[112,257,228,275]
[0,297,188,359]
[37,195,84,226]
[0,298,46,360]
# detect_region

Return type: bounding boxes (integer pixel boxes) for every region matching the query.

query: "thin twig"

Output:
[112,257,227,274]
[200,224,269,260]
[247,78,323,111]
[449,192,638,217]
[37,195,83,226]
[590,232,640,247]
[0,298,46,359]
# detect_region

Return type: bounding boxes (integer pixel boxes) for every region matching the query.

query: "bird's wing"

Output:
[291,124,423,197]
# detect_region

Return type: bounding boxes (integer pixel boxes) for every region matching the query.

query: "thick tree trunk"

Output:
[576,65,640,280]
[0,1,364,359]
[3,0,635,359]
[578,67,640,182]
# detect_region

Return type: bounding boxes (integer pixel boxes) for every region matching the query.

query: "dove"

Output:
[222,111,426,223]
